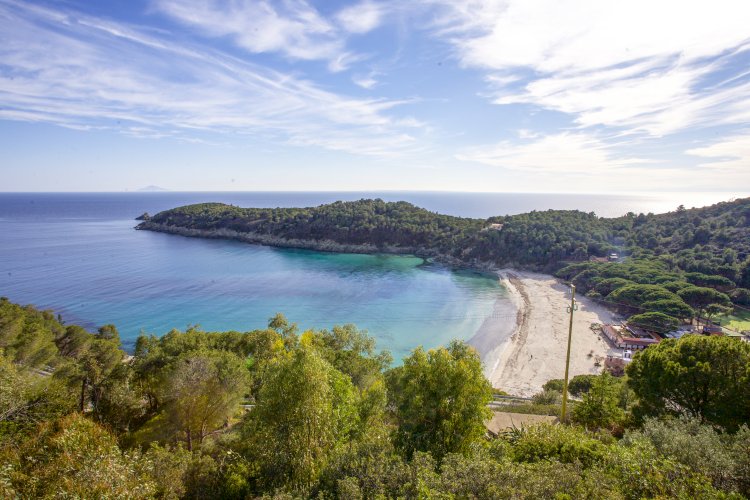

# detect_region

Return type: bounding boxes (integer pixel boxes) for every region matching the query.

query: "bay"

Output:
[0,191,740,360]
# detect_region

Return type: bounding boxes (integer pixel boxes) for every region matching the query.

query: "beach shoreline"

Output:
[475,269,619,397]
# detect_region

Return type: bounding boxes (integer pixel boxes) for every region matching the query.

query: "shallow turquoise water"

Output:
[6,190,728,360]
[0,194,511,360]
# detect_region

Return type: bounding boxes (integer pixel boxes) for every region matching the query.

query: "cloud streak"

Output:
[0,0,421,156]
[456,132,650,175]
[431,0,750,136]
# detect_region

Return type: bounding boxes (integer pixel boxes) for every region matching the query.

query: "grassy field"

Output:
[719,308,750,332]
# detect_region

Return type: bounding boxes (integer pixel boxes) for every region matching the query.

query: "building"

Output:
[702,323,723,335]
[601,324,662,350]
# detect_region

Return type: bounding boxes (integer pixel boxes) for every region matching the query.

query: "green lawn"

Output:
[718,308,750,332]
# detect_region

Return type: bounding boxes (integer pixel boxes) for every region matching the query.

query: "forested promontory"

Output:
[138,197,750,330]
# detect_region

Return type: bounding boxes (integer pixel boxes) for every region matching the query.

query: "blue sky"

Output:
[1,0,749,193]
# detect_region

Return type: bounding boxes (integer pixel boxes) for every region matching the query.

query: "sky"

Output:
[1,0,750,193]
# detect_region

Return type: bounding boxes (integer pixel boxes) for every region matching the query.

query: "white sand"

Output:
[483,269,619,397]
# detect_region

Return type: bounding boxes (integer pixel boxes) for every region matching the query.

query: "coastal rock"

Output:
[135,212,151,221]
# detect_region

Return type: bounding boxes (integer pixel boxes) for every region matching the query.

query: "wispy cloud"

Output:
[336,1,385,34]
[456,132,650,174]
[687,132,750,174]
[430,0,750,136]
[154,0,386,69]
[352,72,380,89]
[153,0,341,62]
[0,0,422,156]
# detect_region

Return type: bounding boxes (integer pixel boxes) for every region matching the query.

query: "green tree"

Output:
[390,340,492,461]
[572,372,624,430]
[624,417,750,495]
[0,356,74,434]
[640,299,694,321]
[627,335,750,430]
[677,286,732,318]
[627,312,680,333]
[4,414,155,498]
[245,342,359,490]
[161,350,249,450]
[567,374,598,397]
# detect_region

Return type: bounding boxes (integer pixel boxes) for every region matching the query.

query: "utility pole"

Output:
[561,284,577,422]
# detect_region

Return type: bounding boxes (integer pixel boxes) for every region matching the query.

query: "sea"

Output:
[0,191,742,360]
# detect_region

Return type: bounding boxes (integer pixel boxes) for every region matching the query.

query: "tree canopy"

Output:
[627,334,750,430]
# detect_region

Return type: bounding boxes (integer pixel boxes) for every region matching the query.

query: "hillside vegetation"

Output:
[1,297,749,498]
[140,197,750,331]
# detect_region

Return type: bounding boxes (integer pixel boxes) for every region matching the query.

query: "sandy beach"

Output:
[476,269,619,397]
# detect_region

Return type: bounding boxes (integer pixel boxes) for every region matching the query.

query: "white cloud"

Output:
[0,0,423,156]
[457,130,750,192]
[353,72,379,89]
[434,0,750,73]
[431,0,750,137]
[456,132,649,174]
[154,0,385,70]
[336,1,384,34]
[154,0,344,62]
[687,132,750,173]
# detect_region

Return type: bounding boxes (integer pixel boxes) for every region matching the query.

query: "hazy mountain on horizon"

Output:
[137,185,169,192]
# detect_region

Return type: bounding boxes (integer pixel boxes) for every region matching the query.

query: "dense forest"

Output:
[140,197,750,333]
[1,297,749,498]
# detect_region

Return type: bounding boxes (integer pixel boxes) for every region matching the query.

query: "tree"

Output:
[704,303,731,322]
[677,286,732,318]
[245,343,359,490]
[627,312,680,333]
[640,299,694,321]
[627,335,750,430]
[608,284,681,310]
[572,373,624,430]
[6,414,155,498]
[0,356,74,431]
[54,335,124,414]
[161,350,249,450]
[567,374,598,397]
[390,340,492,461]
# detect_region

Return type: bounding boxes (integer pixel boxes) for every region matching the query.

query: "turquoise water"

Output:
[1,191,740,360]
[0,193,511,360]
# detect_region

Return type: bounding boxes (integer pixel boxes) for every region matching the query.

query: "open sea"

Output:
[0,191,742,359]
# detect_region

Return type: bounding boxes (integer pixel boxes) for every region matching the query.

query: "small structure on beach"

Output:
[601,324,662,350]
[702,323,724,335]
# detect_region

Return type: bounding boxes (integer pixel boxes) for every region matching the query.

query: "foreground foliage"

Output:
[1,298,749,498]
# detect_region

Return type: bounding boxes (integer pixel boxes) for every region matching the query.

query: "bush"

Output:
[568,374,598,397]
[542,379,564,392]
[623,417,748,495]
[531,389,561,405]
[511,424,606,467]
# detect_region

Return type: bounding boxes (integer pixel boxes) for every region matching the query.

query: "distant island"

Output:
[137,185,169,192]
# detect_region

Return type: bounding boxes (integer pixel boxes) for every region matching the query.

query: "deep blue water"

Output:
[0,191,740,358]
